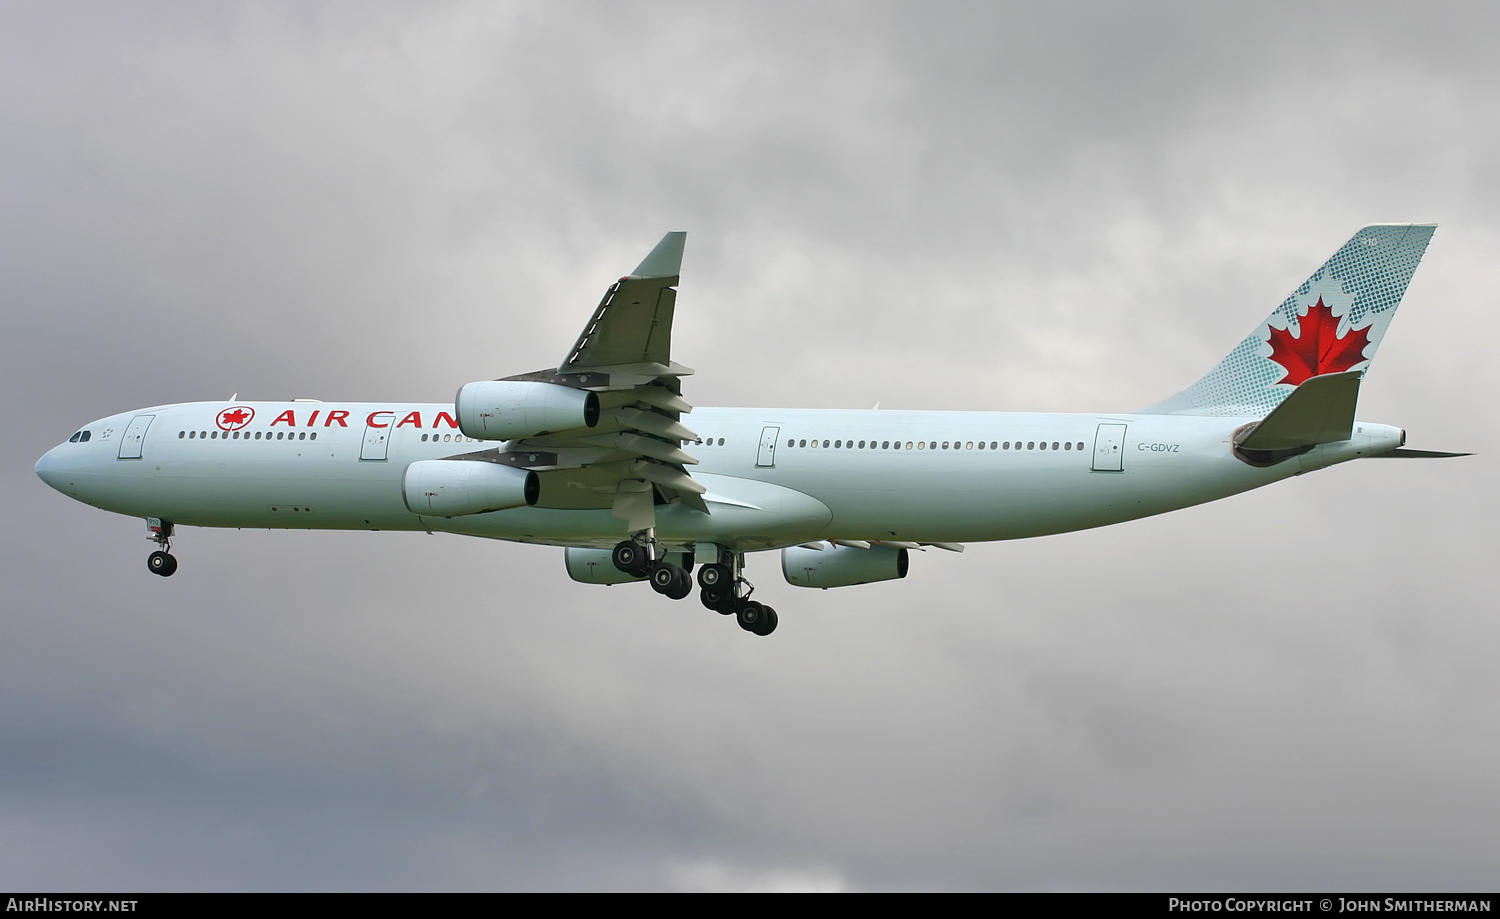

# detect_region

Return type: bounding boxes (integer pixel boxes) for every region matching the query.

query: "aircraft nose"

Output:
[35,446,63,490]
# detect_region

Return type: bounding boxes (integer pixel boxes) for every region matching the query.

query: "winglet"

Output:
[628,232,687,280]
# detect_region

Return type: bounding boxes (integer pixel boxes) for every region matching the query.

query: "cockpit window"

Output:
[69,432,80,443]
[69,430,91,443]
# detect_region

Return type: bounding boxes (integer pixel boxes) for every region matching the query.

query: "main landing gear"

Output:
[612,537,778,636]
[145,518,178,577]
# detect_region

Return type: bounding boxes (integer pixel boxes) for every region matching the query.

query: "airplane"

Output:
[34,224,1466,637]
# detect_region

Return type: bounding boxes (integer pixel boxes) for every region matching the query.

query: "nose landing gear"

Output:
[145,517,177,577]
[147,550,177,577]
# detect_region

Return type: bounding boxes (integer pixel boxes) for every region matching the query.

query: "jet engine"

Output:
[455,381,600,441]
[782,543,909,588]
[402,460,538,517]
[564,547,694,585]
[564,547,647,584]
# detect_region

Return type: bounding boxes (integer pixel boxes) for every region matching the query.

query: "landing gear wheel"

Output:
[147,551,177,577]
[736,600,768,633]
[612,541,648,576]
[697,563,730,590]
[651,563,692,600]
[756,607,778,636]
[701,584,735,613]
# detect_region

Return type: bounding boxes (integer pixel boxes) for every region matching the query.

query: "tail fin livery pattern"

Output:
[1142,224,1436,417]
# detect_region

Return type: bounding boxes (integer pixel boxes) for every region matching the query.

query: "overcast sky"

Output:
[3,1,1497,891]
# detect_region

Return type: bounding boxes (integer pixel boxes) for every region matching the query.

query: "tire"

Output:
[754,607,778,636]
[736,600,765,632]
[696,563,729,590]
[701,584,734,613]
[665,569,693,600]
[612,541,645,574]
[650,563,681,594]
[148,551,176,577]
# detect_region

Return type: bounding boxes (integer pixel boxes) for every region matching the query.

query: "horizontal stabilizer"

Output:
[1371,448,1473,459]
[1236,371,1361,452]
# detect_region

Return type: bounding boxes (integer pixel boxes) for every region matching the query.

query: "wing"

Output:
[491,233,706,530]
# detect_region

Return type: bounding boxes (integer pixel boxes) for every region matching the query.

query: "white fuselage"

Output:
[34,401,1404,554]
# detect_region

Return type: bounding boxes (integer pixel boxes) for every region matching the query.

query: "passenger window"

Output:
[177,432,184,440]
[966,442,973,449]
[299,432,307,440]
[835,440,842,448]
[1027,441,1034,449]
[1051,442,1058,450]
[310,432,317,441]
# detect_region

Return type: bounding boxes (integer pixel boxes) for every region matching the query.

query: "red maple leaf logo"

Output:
[217,406,254,431]
[1266,297,1371,386]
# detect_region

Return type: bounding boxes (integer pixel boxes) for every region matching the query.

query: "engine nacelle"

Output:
[564,548,695,585]
[782,544,909,588]
[564,547,647,584]
[402,460,538,517]
[455,381,599,441]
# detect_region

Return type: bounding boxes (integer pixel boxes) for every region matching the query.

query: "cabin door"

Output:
[117,414,155,459]
[756,426,781,468]
[360,413,392,461]
[1092,423,1127,472]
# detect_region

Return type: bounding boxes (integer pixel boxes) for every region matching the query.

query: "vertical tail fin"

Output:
[1140,224,1436,416]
